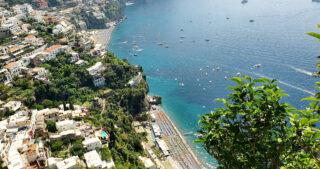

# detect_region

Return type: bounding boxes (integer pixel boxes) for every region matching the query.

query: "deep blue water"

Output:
[108,0,320,167]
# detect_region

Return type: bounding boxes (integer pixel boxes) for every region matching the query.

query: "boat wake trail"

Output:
[252,72,315,96]
[288,66,313,76]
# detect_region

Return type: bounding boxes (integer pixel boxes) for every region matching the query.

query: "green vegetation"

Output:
[196,27,320,168]
[70,140,85,157]
[46,120,57,133]
[101,147,112,161]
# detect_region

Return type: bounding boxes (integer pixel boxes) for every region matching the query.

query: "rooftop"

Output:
[84,150,102,168]
[44,44,62,53]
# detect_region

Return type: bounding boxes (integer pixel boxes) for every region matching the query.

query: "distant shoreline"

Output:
[158,106,205,168]
[90,25,115,48]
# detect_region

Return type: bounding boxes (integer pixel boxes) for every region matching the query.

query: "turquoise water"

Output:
[108,0,320,167]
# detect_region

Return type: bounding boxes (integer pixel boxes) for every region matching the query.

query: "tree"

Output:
[70,140,85,157]
[101,147,112,161]
[47,120,57,133]
[51,141,63,152]
[196,76,320,168]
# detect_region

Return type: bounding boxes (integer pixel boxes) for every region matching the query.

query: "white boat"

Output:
[224,76,228,80]
[209,80,212,83]
[174,78,178,81]
[179,83,185,86]
[236,72,241,76]
[254,64,262,67]
[179,40,183,43]
[216,67,220,71]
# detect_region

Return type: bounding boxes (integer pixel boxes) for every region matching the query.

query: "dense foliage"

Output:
[196,27,320,168]
[46,120,57,133]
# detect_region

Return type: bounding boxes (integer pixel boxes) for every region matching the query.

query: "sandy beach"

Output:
[90,26,115,47]
[158,107,204,169]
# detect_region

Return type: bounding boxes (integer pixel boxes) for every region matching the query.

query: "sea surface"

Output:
[108,0,320,168]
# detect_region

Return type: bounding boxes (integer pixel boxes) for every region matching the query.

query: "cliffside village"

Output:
[0,1,151,169]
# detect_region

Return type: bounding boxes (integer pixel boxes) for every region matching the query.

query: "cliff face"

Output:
[71,0,125,29]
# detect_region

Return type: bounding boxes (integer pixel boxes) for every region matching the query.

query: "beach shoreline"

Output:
[159,106,205,169]
[91,25,115,48]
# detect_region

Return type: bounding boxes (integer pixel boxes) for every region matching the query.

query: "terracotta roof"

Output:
[26,34,35,40]
[44,44,63,53]
[26,144,37,156]
[4,62,18,69]
[59,37,67,42]
[8,46,19,53]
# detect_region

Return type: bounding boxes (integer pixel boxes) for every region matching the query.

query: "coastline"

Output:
[90,26,115,48]
[159,106,205,169]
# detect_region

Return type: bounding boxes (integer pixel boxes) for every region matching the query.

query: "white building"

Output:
[56,120,76,132]
[12,4,33,15]
[0,69,12,84]
[92,76,105,87]
[4,62,21,76]
[48,157,63,169]
[7,111,30,128]
[87,62,105,76]
[56,156,81,169]
[3,101,22,112]
[82,137,102,151]
[7,149,27,169]
[87,62,106,87]
[43,45,66,61]
[84,150,102,169]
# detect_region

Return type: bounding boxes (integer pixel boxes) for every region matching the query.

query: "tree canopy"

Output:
[196,26,320,168]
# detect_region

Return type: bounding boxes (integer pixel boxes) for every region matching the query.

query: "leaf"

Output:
[230,77,242,84]
[301,97,319,102]
[306,32,320,40]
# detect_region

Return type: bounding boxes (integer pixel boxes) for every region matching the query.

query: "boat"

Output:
[205,39,210,42]
[122,40,128,44]
[209,80,212,83]
[250,19,255,22]
[254,64,262,67]
[206,65,209,68]
[180,36,185,38]
[226,17,230,19]
[236,72,241,76]
[174,78,178,81]
[180,28,184,31]
[216,67,220,71]
[200,68,203,71]
[179,83,185,87]
[224,76,228,80]
[165,45,169,48]
[179,40,183,43]
[196,78,200,82]
[184,132,194,135]
[158,42,164,45]
[203,88,206,90]
[194,133,203,138]
[133,53,138,56]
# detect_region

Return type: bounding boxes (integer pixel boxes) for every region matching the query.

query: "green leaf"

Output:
[306,32,320,40]
[301,97,319,102]
[230,77,242,84]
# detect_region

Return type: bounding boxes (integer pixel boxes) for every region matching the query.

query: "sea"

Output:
[107,0,320,168]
